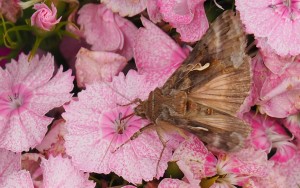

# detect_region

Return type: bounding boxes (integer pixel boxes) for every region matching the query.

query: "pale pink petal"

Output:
[0,148,21,177]
[147,0,162,23]
[75,48,127,88]
[236,0,300,56]
[158,178,196,188]
[36,119,67,157]
[101,0,147,17]
[158,0,196,24]
[258,63,300,118]
[173,4,208,42]
[78,4,138,60]
[134,17,187,86]
[0,170,34,188]
[157,0,208,42]
[172,135,217,180]
[21,153,43,188]
[109,128,173,184]
[256,38,300,75]
[41,155,95,188]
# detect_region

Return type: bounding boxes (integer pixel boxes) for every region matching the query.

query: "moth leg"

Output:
[153,125,169,176]
[112,122,154,152]
[116,98,142,106]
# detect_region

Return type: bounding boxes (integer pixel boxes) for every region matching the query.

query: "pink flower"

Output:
[244,112,297,163]
[134,17,188,86]
[0,53,74,152]
[282,114,300,140]
[63,70,181,184]
[236,0,300,56]
[77,3,138,60]
[157,0,209,42]
[256,38,300,75]
[252,151,300,187]
[31,3,61,31]
[0,0,21,23]
[159,136,217,188]
[101,0,147,17]
[41,155,95,188]
[0,149,34,188]
[245,53,300,118]
[36,119,67,158]
[75,48,127,88]
[211,148,272,187]
[21,153,44,188]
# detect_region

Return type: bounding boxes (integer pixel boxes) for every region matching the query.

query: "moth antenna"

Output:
[102,81,136,104]
[99,135,116,167]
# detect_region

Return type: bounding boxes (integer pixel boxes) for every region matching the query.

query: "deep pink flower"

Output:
[157,0,209,42]
[41,155,95,188]
[244,112,297,163]
[0,53,74,152]
[0,149,34,188]
[236,0,300,56]
[134,17,188,86]
[77,3,138,60]
[75,48,127,88]
[101,0,147,17]
[63,70,181,184]
[31,3,61,31]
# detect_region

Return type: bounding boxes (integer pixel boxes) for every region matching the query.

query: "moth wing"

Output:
[157,107,250,151]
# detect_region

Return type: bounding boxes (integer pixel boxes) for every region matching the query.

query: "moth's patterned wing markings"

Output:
[157,11,251,151]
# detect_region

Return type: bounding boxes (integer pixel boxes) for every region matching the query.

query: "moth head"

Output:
[134,102,147,119]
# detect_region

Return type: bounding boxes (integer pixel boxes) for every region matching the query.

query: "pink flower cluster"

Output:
[1,0,300,187]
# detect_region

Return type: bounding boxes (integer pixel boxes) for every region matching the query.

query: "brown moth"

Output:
[134,10,251,151]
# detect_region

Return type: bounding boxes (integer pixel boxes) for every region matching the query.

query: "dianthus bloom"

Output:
[31,3,61,31]
[101,0,147,17]
[77,3,138,60]
[0,149,34,188]
[0,53,73,152]
[63,70,183,184]
[236,0,300,56]
[157,0,209,42]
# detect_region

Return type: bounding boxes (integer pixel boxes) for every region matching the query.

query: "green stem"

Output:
[28,36,43,61]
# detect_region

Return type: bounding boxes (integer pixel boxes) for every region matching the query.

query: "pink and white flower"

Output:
[157,0,209,42]
[236,0,300,56]
[0,149,34,188]
[75,48,127,88]
[244,112,297,163]
[0,53,73,152]
[63,70,182,184]
[101,0,147,17]
[77,3,138,60]
[31,3,61,31]
[41,155,95,188]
